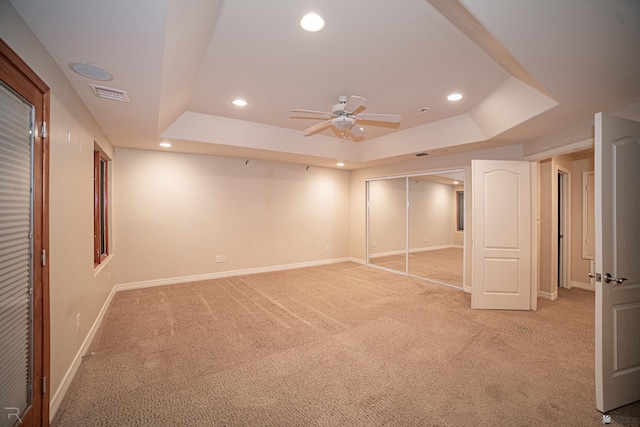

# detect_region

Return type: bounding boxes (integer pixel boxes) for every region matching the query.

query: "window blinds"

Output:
[0,81,34,426]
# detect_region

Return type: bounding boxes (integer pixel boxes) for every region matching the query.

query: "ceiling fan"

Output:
[290,95,401,139]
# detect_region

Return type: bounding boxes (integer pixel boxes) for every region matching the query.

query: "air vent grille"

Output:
[89,84,129,102]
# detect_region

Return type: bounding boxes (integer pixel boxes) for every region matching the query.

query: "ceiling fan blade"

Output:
[303,120,332,136]
[290,109,333,118]
[343,96,366,113]
[355,113,401,123]
[350,125,364,138]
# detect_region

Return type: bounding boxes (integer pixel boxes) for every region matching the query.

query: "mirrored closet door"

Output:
[367,170,465,288]
[368,178,407,273]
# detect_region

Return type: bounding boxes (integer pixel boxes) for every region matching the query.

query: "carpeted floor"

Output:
[52,262,639,426]
[370,247,463,287]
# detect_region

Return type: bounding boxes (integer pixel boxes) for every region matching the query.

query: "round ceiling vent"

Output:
[69,63,113,81]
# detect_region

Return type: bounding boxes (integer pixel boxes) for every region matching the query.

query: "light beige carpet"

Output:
[52,262,639,426]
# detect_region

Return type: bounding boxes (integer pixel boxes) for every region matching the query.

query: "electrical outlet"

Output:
[216,255,221,263]
[221,254,226,262]
[373,241,376,248]
[326,245,330,253]
[424,237,430,242]
[76,313,80,332]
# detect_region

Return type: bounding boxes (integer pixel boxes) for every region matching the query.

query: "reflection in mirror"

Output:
[407,173,464,288]
[367,178,407,274]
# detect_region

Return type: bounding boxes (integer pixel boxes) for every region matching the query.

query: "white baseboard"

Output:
[570,280,595,291]
[538,290,558,301]
[116,257,356,291]
[49,285,117,422]
[369,249,406,258]
[370,244,457,258]
[463,285,471,294]
[408,244,456,254]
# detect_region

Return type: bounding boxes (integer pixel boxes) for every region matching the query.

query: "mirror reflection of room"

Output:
[368,178,407,273]
[407,174,464,287]
[367,171,464,288]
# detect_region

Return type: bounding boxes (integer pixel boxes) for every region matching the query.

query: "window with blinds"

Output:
[0,81,34,426]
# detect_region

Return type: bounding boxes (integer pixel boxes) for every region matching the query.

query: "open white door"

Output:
[594,113,640,412]
[471,160,532,310]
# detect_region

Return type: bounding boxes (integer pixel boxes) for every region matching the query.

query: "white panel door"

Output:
[471,160,532,310]
[594,113,640,412]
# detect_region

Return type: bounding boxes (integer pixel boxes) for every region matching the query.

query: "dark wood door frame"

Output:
[0,38,50,427]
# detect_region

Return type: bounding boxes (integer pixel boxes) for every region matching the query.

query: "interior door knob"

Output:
[604,273,628,284]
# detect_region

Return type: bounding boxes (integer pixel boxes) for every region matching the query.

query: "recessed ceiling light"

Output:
[300,13,325,32]
[232,99,248,107]
[159,142,172,148]
[69,63,113,81]
[453,181,460,185]
[447,93,463,101]
[336,161,345,167]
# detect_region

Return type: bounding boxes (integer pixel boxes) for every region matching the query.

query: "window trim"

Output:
[94,148,110,266]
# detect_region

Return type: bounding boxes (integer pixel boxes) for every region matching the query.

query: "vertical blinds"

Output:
[0,82,34,426]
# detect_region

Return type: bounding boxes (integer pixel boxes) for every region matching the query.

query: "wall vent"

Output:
[89,84,129,103]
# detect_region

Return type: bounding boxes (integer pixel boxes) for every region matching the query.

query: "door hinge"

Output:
[42,376,46,394]
[40,122,47,139]
[41,249,46,266]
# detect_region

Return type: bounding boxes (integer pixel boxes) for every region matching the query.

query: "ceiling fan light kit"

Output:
[290,95,401,140]
[332,116,355,131]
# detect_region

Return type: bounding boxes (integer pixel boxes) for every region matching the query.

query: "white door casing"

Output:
[471,160,532,310]
[595,112,640,412]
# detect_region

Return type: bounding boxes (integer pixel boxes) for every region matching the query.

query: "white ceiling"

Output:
[9,0,640,169]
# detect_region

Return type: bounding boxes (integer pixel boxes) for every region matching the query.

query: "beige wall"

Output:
[1,1,116,415]
[113,148,351,284]
[368,178,458,257]
[408,180,454,250]
[570,150,594,286]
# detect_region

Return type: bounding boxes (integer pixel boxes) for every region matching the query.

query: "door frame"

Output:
[525,138,593,301]
[556,166,571,289]
[0,39,50,426]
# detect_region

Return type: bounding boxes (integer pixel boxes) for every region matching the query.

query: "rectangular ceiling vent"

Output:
[89,84,129,103]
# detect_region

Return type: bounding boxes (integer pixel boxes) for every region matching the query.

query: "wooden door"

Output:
[471,160,532,310]
[0,39,50,427]
[594,112,640,412]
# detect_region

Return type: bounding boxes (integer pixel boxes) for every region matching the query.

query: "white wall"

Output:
[0,2,116,418]
[113,149,351,285]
